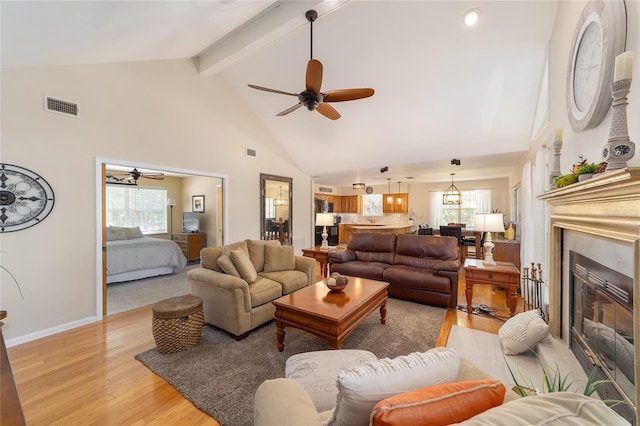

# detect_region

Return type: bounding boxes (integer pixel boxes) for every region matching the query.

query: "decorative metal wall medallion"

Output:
[0,163,55,232]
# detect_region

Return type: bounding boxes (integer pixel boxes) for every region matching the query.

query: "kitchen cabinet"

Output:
[383,193,408,213]
[340,196,360,213]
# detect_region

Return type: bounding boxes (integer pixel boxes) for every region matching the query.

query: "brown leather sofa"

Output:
[328,233,461,308]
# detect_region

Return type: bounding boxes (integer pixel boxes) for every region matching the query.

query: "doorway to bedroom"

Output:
[100,160,225,316]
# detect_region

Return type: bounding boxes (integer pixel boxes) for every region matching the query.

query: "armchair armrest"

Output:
[254,379,322,426]
[433,259,461,273]
[187,267,251,312]
[295,255,316,285]
[328,249,356,264]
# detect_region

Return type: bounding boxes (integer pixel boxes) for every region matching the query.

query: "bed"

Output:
[106,226,188,284]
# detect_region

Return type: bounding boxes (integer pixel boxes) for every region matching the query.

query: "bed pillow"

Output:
[370,379,506,426]
[217,254,241,278]
[264,245,295,272]
[108,226,143,239]
[230,247,258,284]
[323,347,460,426]
[106,228,129,241]
[498,309,549,355]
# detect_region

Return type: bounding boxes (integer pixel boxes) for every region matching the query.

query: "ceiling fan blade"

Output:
[323,88,375,102]
[143,175,165,180]
[248,84,298,97]
[276,103,303,116]
[306,59,323,93]
[316,103,340,120]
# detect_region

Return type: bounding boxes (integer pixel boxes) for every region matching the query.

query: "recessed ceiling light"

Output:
[463,8,480,27]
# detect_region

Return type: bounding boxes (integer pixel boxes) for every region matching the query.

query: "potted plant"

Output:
[575,162,598,181]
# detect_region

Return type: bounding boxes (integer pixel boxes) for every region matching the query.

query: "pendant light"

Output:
[396,182,403,204]
[274,185,289,206]
[386,178,393,203]
[443,173,462,205]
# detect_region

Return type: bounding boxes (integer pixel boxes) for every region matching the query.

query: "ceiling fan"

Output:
[106,168,165,183]
[248,10,374,120]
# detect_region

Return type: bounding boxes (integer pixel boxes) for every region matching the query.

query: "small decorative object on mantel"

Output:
[325,272,349,292]
[603,51,635,171]
[549,128,563,190]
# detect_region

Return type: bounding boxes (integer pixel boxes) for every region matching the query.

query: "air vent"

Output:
[44,95,79,117]
[318,187,333,193]
[246,148,256,157]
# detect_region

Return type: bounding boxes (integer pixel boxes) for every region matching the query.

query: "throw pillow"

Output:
[217,254,241,278]
[498,309,549,355]
[230,247,258,284]
[370,379,506,426]
[264,245,295,272]
[323,347,460,426]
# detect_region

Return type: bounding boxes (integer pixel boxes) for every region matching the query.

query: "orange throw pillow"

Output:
[370,380,506,426]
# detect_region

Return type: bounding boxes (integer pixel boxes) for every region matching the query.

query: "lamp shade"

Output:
[316,213,334,227]
[167,198,175,207]
[474,213,504,232]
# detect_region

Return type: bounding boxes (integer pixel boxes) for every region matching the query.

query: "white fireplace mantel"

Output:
[539,167,640,423]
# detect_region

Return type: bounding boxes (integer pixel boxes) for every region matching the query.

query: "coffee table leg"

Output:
[276,321,285,352]
[379,299,387,324]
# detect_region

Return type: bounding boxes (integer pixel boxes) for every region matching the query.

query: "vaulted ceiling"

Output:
[1,0,558,186]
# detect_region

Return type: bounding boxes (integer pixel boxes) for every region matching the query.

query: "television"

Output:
[182,212,199,233]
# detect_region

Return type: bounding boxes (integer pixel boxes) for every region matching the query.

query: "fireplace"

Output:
[539,167,640,424]
[570,251,635,421]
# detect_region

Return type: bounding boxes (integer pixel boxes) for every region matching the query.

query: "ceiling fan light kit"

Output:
[248,9,374,120]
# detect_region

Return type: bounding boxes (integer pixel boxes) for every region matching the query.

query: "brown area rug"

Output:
[135,297,446,426]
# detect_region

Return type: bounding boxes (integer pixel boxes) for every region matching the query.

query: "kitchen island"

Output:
[339,223,416,243]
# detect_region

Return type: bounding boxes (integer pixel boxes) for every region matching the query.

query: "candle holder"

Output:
[549,137,563,189]
[603,79,635,170]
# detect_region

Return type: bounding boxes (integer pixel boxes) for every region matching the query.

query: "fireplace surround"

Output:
[539,167,640,423]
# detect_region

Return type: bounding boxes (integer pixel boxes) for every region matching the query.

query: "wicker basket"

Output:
[152,295,204,354]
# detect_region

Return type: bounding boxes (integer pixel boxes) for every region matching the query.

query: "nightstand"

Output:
[172,232,206,263]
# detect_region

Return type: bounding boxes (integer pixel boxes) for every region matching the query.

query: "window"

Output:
[106,184,168,234]
[265,197,276,219]
[431,189,492,227]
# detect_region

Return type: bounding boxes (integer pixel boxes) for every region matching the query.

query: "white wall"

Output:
[0,59,311,342]
[516,0,640,284]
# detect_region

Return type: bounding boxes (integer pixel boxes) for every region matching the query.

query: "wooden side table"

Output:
[301,246,333,277]
[172,232,206,263]
[463,258,520,317]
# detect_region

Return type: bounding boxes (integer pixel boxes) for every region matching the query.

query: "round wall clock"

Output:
[566,0,626,132]
[0,163,55,232]
[365,186,374,194]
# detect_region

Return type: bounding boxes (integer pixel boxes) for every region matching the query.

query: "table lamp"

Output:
[316,213,334,250]
[474,213,504,266]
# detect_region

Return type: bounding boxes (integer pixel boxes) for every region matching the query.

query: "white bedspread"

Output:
[107,236,187,278]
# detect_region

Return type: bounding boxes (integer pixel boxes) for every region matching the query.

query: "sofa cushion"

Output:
[217,254,241,277]
[259,270,308,294]
[457,392,629,425]
[393,234,459,268]
[347,233,397,264]
[264,245,296,272]
[370,379,506,426]
[230,247,258,284]
[498,309,549,355]
[201,240,248,272]
[285,350,379,412]
[383,265,452,294]
[249,277,283,307]
[246,239,281,273]
[323,347,460,426]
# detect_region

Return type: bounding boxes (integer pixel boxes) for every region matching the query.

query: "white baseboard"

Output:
[5,316,97,348]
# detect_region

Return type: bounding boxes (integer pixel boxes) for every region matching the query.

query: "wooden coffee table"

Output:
[272,277,389,351]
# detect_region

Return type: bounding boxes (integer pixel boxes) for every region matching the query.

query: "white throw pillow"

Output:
[323,347,460,426]
[498,309,549,355]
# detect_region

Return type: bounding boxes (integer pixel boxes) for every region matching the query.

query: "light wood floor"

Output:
[7,264,523,425]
